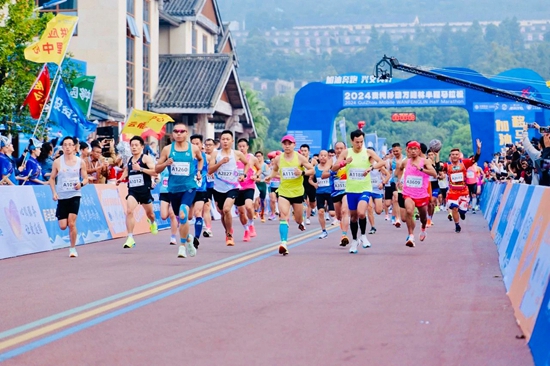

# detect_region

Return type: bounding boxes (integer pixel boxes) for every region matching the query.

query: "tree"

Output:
[0,0,52,135]
[242,83,270,152]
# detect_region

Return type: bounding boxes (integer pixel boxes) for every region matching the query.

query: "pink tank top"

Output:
[402,158,430,199]
[237,153,256,190]
[466,166,477,185]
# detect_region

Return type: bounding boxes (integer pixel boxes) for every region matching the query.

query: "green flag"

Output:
[69,76,96,117]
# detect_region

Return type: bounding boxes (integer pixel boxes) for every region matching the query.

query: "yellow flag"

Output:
[546,80,550,88]
[24,14,79,65]
[122,109,174,136]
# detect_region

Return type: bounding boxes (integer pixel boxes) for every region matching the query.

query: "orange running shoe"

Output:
[426,219,432,227]
[226,234,235,246]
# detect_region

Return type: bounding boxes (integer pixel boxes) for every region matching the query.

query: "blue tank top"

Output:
[315,165,332,194]
[159,168,169,194]
[193,151,208,192]
[167,142,196,193]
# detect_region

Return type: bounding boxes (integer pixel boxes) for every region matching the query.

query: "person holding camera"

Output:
[522,122,550,186]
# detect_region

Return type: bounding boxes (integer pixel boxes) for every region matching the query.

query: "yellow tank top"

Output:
[345,147,372,193]
[278,151,305,198]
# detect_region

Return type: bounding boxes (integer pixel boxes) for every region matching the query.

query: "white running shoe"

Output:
[69,247,78,258]
[360,235,371,248]
[318,231,328,239]
[331,219,340,226]
[186,235,197,257]
[420,230,427,242]
[349,240,359,254]
[305,218,311,225]
[177,245,187,258]
[406,235,415,248]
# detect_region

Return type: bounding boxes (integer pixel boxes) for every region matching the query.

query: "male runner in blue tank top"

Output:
[156,122,204,258]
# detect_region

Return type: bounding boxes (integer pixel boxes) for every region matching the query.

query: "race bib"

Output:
[282,167,298,180]
[467,171,475,179]
[371,176,381,187]
[171,162,190,176]
[334,179,346,191]
[206,174,214,183]
[60,177,79,191]
[271,179,281,188]
[162,177,168,188]
[317,178,330,187]
[348,168,364,180]
[129,174,145,188]
[237,168,244,176]
[405,175,423,188]
[451,172,464,183]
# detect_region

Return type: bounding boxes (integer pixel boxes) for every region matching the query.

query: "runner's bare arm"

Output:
[299,155,315,176]
[193,145,204,173]
[368,150,386,169]
[331,149,349,171]
[394,159,407,180]
[264,156,280,183]
[154,146,173,173]
[380,166,391,185]
[49,159,60,197]
[142,155,158,177]
[236,151,251,179]
[208,151,227,175]
[422,158,438,178]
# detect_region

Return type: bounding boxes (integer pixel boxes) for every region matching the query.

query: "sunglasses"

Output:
[173,129,188,134]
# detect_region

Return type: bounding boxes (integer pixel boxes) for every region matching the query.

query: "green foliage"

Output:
[242,83,270,152]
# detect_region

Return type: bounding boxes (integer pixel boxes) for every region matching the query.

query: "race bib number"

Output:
[271,179,280,188]
[405,175,423,188]
[282,167,298,180]
[467,171,475,179]
[334,179,346,191]
[451,172,464,183]
[162,177,168,188]
[237,169,244,176]
[206,174,214,183]
[129,174,145,188]
[371,176,381,187]
[348,168,364,180]
[60,177,79,191]
[317,178,330,187]
[171,162,190,176]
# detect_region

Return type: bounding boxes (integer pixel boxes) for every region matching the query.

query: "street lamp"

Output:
[34,0,68,12]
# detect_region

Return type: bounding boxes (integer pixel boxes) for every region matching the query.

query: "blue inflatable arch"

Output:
[287,67,550,163]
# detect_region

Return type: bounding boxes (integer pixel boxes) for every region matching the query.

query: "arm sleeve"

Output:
[522,134,541,160]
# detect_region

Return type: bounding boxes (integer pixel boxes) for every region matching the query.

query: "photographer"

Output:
[522,123,550,186]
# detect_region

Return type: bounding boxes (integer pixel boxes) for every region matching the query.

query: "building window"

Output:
[36,0,78,34]
[126,0,136,110]
[143,0,151,108]
[192,27,197,54]
[202,35,208,53]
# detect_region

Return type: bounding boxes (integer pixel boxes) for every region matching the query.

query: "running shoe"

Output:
[394,220,401,228]
[459,211,466,221]
[426,219,432,227]
[187,235,197,257]
[349,240,359,254]
[455,224,462,233]
[434,205,440,213]
[268,214,277,221]
[243,230,251,242]
[261,214,266,223]
[391,217,396,225]
[420,230,427,242]
[360,235,371,248]
[368,227,376,234]
[169,236,177,245]
[472,208,476,214]
[305,218,311,225]
[123,237,135,248]
[340,235,349,247]
[385,214,390,221]
[177,245,187,258]
[298,222,306,231]
[203,228,213,238]
[69,247,78,258]
[148,219,158,235]
[226,234,235,246]
[332,219,340,226]
[279,241,289,255]
[249,225,257,237]
[447,213,452,221]
[415,214,420,221]
[318,230,328,239]
[193,236,200,249]
[405,235,415,248]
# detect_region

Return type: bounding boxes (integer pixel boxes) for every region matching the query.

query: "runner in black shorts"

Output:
[300,144,317,225]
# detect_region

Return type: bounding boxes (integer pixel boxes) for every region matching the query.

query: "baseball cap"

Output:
[407,141,421,149]
[281,135,296,143]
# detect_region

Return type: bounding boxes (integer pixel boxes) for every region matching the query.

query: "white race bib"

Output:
[334,179,346,191]
[405,175,423,188]
[237,168,244,176]
[348,168,364,180]
[129,174,145,188]
[206,174,214,182]
[282,167,298,180]
[317,178,330,187]
[467,170,475,179]
[60,177,79,191]
[171,162,190,176]
[371,176,381,187]
[451,172,464,183]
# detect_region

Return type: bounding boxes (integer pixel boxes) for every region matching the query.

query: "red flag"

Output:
[22,66,51,119]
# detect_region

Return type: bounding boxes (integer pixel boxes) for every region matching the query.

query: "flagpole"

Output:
[30,64,63,139]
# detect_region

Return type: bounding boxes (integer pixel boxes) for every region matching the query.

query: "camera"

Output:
[505,143,514,148]
[541,126,550,134]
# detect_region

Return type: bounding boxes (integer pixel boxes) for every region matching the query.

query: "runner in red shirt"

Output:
[441,139,482,233]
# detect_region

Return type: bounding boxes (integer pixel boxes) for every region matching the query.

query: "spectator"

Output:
[37,142,54,180]
[0,135,17,185]
[79,141,90,160]
[86,140,109,184]
[18,139,47,185]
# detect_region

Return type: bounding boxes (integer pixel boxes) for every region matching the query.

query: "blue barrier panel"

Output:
[479,181,492,214]
[151,184,171,230]
[529,281,550,365]
[33,185,112,249]
[487,183,507,230]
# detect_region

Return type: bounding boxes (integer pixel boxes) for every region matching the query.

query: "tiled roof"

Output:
[164,0,202,17]
[150,54,232,110]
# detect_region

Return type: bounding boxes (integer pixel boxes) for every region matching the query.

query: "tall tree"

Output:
[242,83,271,152]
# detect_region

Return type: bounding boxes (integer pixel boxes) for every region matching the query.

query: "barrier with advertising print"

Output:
[490,183,515,239]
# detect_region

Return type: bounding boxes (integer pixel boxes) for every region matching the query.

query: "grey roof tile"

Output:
[164,0,202,17]
[151,54,232,110]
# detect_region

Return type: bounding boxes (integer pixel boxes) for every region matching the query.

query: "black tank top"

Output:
[127,154,152,194]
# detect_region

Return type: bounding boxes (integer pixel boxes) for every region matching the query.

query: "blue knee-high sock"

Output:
[194,217,204,238]
[279,220,289,242]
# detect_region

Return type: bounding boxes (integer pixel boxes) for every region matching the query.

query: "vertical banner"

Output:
[338,118,347,143]
[363,133,378,151]
[494,109,535,153]
[377,137,387,156]
[0,186,51,259]
[33,185,112,249]
[94,184,128,238]
[70,75,96,117]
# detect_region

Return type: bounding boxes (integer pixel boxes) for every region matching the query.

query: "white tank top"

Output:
[213,150,240,193]
[56,156,82,200]
[370,169,384,194]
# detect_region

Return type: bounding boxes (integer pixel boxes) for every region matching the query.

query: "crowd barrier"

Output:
[480,181,550,365]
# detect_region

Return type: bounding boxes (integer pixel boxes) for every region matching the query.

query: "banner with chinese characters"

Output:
[24,14,79,65]
[0,186,51,259]
[33,185,112,249]
[121,109,174,136]
[493,109,535,153]
[342,89,466,108]
[70,76,96,117]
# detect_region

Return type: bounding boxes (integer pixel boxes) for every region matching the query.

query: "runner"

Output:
[441,139,482,233]
[438,170,449,211]
[190,134,209,242]
[158,166,179,245]
[395,141,438,247]
[48,136,89,257]
[309,150,335,239]
[202,138,216,238]
[208,130,251,246]
[155,122,204,258]
[332,130,385,254]
[466,159,483,214]
[265,135,315,255]
[254,151,270,223]
[389,143,405,228]
[300,144,317,225]
[367,148,391,235]
[267,152,281,220]
[331,141,350,247]
[118,136,159,249]
[426,150,442,227]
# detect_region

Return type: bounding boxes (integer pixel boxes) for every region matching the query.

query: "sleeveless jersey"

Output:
[466,166,478,185]
[159,168,169,194]
[370,168,384,195]
[331,167,346,197]
[167,142,196,193]
[128,154,152,195]
[237,153,256,191]
[402,158,430,199]
[278,151,304,198]
[446,160,468,194]
[314,165,332,195]
[345,148,372,193]
[56,156,82,200]
[214,150,240,193]
[193,151,208,192]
